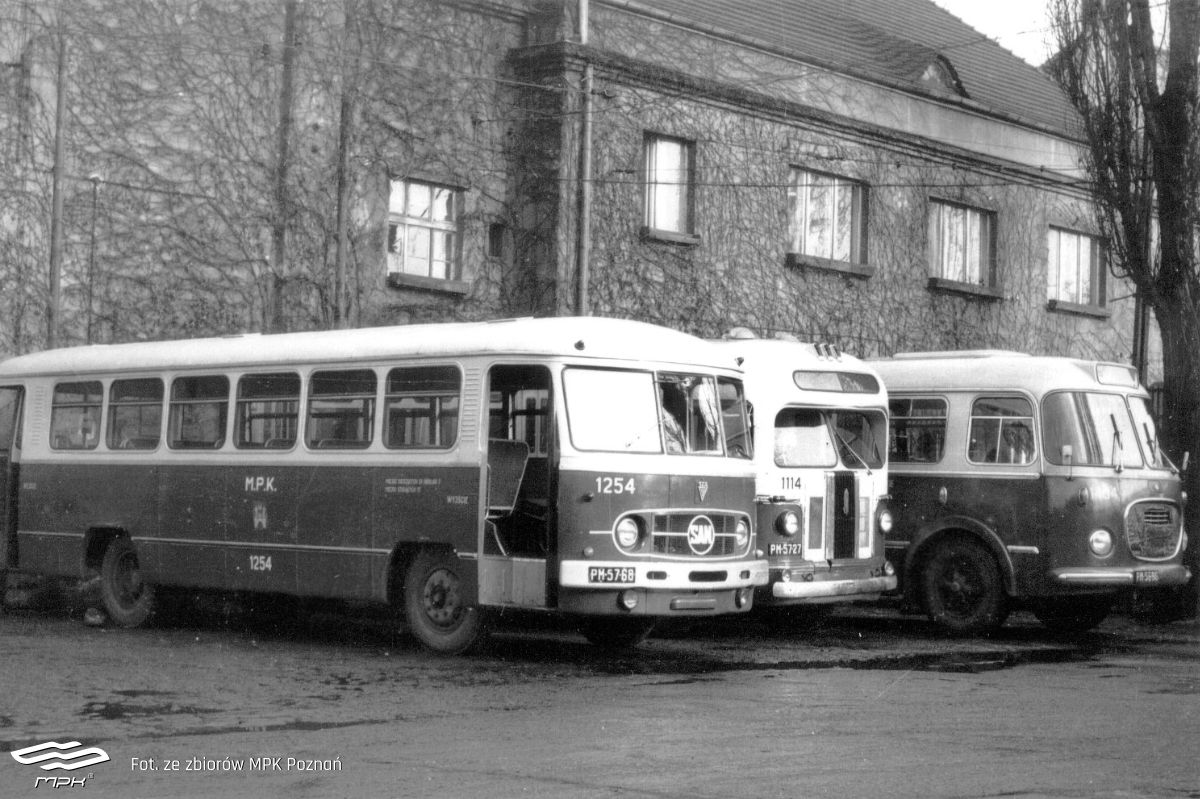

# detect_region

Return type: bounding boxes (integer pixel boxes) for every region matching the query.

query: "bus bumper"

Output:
[771,574,897,600]
[1050,564,1191,587]
[560,559,769,591]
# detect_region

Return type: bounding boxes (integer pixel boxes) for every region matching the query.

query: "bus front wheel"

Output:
[403,549,486,655]
[98,537,156,627]
[920,538,1008,635]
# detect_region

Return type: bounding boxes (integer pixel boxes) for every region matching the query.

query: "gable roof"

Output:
[600,0,1078,135]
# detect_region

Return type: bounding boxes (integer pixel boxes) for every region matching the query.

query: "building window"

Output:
[788,169,866,265]
[387,179,459,281]
[643,134,695,236]
[1048,227,1105,307]
[928,200,996,286]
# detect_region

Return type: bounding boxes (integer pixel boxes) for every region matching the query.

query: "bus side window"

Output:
[307,369,376,450]
[107,378,163,450]
[168,376,229,449]
[236,372,300,449]
[968,396,1035,465]
[50,381,103,450]
[888,397,947,463]
[385,365,460,449]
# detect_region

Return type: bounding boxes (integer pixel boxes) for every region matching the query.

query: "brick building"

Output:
[1,0,1148,370]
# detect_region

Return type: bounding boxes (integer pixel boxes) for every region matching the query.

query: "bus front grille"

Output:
[1125,502,1182,559]
[651,513,745,558]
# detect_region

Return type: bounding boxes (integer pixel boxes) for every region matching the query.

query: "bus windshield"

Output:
[1043,391,1143,468]
[773,408,885,469]
[1129,395,1169,469]
[563,368,732,455]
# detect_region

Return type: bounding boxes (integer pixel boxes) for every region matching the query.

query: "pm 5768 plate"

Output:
[588,567,635,584]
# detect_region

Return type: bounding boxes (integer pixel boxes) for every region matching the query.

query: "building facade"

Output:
[0,0,1145,370]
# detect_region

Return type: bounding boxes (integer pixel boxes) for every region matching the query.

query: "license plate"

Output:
[768,543,805,556]
[1134,570,1160,585]
[588,567,635,584]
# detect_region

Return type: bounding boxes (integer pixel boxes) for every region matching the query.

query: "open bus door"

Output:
[481,365,555,607]
[0,387,23,592]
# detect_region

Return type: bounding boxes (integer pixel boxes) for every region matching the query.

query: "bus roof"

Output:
[870,351,1143,395]
[711,338,886,403]
[0,317,742,379]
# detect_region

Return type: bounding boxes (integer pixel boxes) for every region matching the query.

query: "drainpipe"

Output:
[575,0,592,316]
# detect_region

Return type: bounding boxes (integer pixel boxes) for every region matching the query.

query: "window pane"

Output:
[108,378,163,450]
[774,407,836,467]
[431,187,453,221]
[408,182,431,218]
[168,376,228,449]
[808,177,832,258]
[646,137,690,233]
[405,227,431,276]
[968,396,1034,464]
[308,369,376,449]
[888,397,947,464]
[565,368,660,453]
[51,381,102,450]
[385,366,461,449]
[237,372,300,449]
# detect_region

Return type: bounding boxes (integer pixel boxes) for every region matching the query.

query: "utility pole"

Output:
[267,0,298,333]
[46,20,67,349]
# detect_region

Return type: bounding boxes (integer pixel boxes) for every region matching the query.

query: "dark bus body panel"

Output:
[16,461,481,602]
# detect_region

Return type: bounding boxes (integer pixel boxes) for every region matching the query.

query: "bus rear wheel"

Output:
[920,538,1007,635]
[578,617,655,650]
[403,549,486,655]
[1031,595,1112,633]
[98,537,156,627]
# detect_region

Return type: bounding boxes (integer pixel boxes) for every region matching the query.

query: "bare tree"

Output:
[1048,0,1200,615]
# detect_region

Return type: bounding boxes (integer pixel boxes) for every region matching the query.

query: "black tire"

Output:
[578,617,655,649]
[403,549,486,655]
[920,538,1008,635]
[98,537,156,627]
[1032,595,1113,633]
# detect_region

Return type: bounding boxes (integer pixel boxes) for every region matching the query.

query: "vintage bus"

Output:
[713,333,895,617]
[0,317,767,653]
[873,351,1190,634]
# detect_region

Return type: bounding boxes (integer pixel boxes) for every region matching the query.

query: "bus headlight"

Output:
[1089,529,1114,558]
[734,518,751,550]
[878,509,894,534]
[775,510,800,537]
[615,517,643,551]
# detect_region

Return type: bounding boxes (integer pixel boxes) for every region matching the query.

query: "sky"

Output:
[930,0,1055,66]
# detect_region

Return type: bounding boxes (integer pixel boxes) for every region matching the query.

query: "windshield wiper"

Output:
[834,429,873,476]
[1110,414,1124,473]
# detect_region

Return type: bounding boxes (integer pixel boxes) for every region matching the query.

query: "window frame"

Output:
[386,177,463,286]
[1047,226,1107,312]
[787,167,868,268]
[888,396,949,465]
[107,377,164,451]
[384,365,462,450]
[966,395,1037,466]
[306,368,377,451]
[642,133,698,242]
[167,375,230,450]
[928,199,998,292]
[50,381,103,451]
[236,372,301,450]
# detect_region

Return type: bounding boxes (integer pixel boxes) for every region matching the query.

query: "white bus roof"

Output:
[711,338,886,403]
[0,317,742,379]
[871,351,1143,395]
